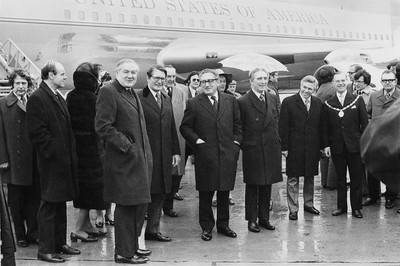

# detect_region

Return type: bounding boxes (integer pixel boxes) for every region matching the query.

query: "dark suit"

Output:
[95,80,152,257]
[0,92,40,243]
[365,88,400,201]
[26,81,78,254]
[138,87,180,234]
[322,92,368,211]
[279,93,324,213]
[180,92,241,231]
[237,90,282,222]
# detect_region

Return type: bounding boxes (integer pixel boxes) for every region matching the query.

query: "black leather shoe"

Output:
[173,193,184,200]
[363,197,378,206]
[57,244,81,255]
[17,239,29,247]
[217,227,237,238]
[37,253,65,263]
[352,210,363,218]
[85,230,107,237]
[304,206,320,215]
[332,209,347,216]
[289,212,298,220]
[114,254,148,264]
[136,249,152,256]
[164,209,178,217]
[145,232,172,242]
[248,221,260,233]
[201,229,212,241]
[70,232,98,242]
[259,220,275,230]
[385,199,395,209]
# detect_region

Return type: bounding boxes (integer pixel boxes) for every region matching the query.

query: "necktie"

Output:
[338,94,344,106]
[20,96,26,106]
[305,98,310,112]
[386,93,391,100]
[211,95,218,112]
[195,90,199,96]
[167,88,172,97]
[155,93,161,108]
[259,93,265,102]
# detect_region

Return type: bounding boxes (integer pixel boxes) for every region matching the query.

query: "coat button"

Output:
[17,151,21,155]
[17,135,20,139]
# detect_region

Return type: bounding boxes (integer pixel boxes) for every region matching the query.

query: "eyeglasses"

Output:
[191,78,200,82]
[200,79,217,85]
[381,79,396,83]
[152,76,165,82]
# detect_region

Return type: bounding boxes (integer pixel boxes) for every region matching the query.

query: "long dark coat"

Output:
[238,90,282,185]
[180,92,242,191]
[322,93,368,154]
[26,81,78,202]
[0,93,33,186]
[66,71,108,209]
[95,80,152,205]
[138,87,180,194]
[279,93,324,177]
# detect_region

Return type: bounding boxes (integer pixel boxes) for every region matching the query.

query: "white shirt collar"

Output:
[299,93,310,104]
[189,86,197,97]
[337,90,347,99]
[149,87,161,101]
[252,89,265,99]
[207,92,218,102]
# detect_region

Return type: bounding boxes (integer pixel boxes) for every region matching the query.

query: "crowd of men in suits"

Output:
[1,58,399,265]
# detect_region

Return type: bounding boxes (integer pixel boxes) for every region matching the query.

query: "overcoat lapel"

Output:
[295,93,308,115]
[142,86,161,116]
[199,93,217,118]
[6,93,26,112]
[41,82,69,119]
[115,81,138,111]
[217,92,228,120]
[249,90,266,115]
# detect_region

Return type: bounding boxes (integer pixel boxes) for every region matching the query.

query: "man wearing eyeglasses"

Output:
[180,69,242,241]
[346,64,363,94]
[138,65,181,243]
[363,70,400,210]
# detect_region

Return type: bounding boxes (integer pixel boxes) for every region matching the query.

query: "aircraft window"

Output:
[257,24,261,32]
[178,18,183,27]
[167,17,172,26]
[291,27,296,34]
[200,20,205,28]
[119,14,125,23]
[283,26,287,33]
[248,23,253,31]
[64,10,71,20]
[106,13,112,22]
[143,16,149,24]
[343,31,346,38]
[387,35,390,40]
[368,33,371,39]
[230,22,235,30]
[380,34,384,40]
[189,19,194,27]
[78,11,85,20]
[329,30,332,36]
[336,31,340,37]
[374,34,378,40]
[362,32,365,39]
[299,27,303,34]
[132,15,137,24]
[275,26,279,33]
[266,25,271,32]
[321,29,326,36]
[349,32,352,38]
[219,21,224,29]
[240,23,244,31]
[210,20,215,29]
[155,16,161,25]
[356,32,359,38]
[314,29,318,36]
[92,12,99,21]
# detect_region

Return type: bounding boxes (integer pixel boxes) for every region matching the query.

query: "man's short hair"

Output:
[185,71,199,85]
[248,68,268,81]
[41,60,59,80]
[116,59,139,72]
[333,71,347,80]
[381,69,396,79]
[8,69,33,88]
[354,69,371,85]
[301,75,318,88]
[163,65,175,71]
[146,65,167,78]
[199,69,218,79]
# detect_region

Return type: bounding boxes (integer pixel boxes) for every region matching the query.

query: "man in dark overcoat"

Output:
[0,70,40,247]
[322,72,368,219]
[138,65,180,242]
[362,70,400,210]
[95,59,152,264]
[180,69,242,241]
[26,61,80,263]
[279,75,323,221]
[237,68,282,233]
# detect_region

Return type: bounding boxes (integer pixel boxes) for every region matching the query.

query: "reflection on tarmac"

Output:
[16,159,400,265]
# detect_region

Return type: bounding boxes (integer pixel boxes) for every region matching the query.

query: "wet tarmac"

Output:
[15,158,400,265]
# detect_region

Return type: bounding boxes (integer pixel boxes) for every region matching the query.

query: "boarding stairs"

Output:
[0,38,41,97]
